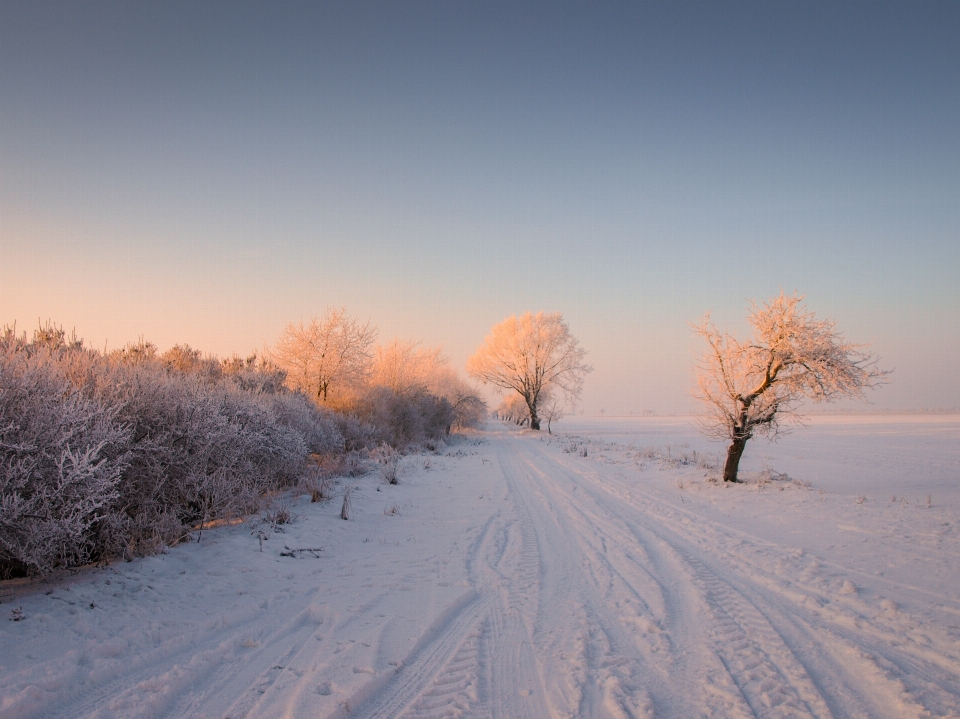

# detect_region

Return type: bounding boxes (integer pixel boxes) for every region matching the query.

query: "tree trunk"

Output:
[526,397,541,430]
[529,406,541,430]
[723,437,748,482]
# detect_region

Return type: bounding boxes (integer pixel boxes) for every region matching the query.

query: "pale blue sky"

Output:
[2,2,958,412]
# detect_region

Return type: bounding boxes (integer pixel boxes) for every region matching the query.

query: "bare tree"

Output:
[538,385,566,434]
[447,389,487,430]
[468,312,592,430]
[272,308,377,403]
[694,293,889,483]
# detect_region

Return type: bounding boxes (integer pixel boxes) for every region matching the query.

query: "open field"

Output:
[2,415,959,718]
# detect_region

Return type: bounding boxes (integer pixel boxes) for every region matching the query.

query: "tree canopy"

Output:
[271,308,377,403]
[468,311,591,430]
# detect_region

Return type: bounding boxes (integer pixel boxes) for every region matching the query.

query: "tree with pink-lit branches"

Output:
[272,308,377,403]
[694,293,889,483]
[468,312,591,431]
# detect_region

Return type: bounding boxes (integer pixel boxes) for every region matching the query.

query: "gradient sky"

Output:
[2,1,958,413]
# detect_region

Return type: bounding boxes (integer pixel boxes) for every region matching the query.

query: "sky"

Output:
[2,1,958,414]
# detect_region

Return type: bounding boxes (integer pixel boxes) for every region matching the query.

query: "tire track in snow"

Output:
[674,535,940,719]
[548,462,833,717]
[173,582,411,719]
[339,459,553,719]
[306,447,557,719]
[503,434,822,717]
[399,623,482,719]
[742,576,960,719]
[589,467,955,717]
[25,594,331,719]
[551,459,860,717]
[338,441,556,719]
[496,437,660,718]
[683,554,833,719]
[529,434,949,718]
[525,441,734,718]
[182,602,335,719]
[342,591,493,719]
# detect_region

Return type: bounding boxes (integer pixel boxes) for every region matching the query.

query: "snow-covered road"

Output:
[487,429,959,719]
[3,418,960,718]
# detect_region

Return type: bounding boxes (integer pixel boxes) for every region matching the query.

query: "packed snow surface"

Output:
[2,415,960,718]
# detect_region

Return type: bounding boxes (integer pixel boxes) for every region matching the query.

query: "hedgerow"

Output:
[0,326,338,577]
[1,321,479,577]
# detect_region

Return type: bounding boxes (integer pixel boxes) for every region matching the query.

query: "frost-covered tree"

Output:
[440,378,487,430]
[694,293,888,483]
[468,312,591,430]
[369,340,486,429]
[272,308,377,403]
[370,340,446,396]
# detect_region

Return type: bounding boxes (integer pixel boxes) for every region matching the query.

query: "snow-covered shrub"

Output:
[309,450,367,480]
[162,345,292,396]
[381,458,399,485]
[414,392,456,440]
[450,393,487,429]
[221,353,288,395]
[341,387,454,448]
[0,339,129,577]
[1,325,330,573]
[91,360,308,548]
[0,321,472,574]
[161,344,223,381]
[263,503,293,527]
[331,411,383,451]
[299,466,334,502]
[266,392,344,455]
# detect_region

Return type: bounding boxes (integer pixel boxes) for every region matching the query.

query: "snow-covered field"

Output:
[2,415,959,718]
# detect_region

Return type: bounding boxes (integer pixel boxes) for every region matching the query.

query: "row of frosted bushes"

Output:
[0,327,458,578]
